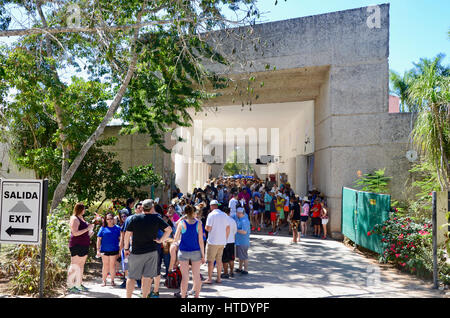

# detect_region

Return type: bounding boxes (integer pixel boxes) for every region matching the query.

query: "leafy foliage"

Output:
[369,215,450,284]
[354,168,391,194]
[391,53,449,190]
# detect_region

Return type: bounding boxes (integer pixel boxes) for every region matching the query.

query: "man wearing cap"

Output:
[118,201,142,289]
[203,200,230,284]
[123,199,172,298]
[235,207,250,275]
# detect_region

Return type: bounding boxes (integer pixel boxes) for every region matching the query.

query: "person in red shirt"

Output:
[310,198,322,238]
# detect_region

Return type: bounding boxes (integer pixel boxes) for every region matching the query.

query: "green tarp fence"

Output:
[341,187,391,254]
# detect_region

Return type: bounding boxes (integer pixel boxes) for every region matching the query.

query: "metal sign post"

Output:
[39,179,48,298]
[0,178,48,297]
[432,191,438,289]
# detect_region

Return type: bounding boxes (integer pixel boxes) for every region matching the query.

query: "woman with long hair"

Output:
[68,202,94,293]
[96,212,121,286]
[173,205,205,298]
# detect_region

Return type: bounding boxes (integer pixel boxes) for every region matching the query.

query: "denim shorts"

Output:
[178,249,202,262]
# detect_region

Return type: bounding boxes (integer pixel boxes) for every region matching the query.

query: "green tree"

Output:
[409,55,450,190]
[0,0,263,212]
[354,168,391,194]
[390,52,449,190]
[223,149,254,176]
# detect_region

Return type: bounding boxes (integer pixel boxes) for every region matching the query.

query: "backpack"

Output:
[164,267,182,289]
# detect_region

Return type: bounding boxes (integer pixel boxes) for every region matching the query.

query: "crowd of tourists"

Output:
[67,176,329,297]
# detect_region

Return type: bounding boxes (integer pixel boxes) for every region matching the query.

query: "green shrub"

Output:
[0,205,72,296]
[370,214,450,284]
[354,168,391,194]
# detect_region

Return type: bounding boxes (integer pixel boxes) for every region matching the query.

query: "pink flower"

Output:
[395,254,400,258]
[367,231,372,236]
[401,263,406,267]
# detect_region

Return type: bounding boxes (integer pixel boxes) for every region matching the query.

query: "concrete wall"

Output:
[101,126,171,202]
[0,144,35,179]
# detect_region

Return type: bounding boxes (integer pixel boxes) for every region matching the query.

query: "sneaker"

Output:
[119,280,127,289]
[235,268,242,273]
[116,272,124,277]
[241,271,248,275]
[229,272,234,278]
[148,291,159,298]
[257,227,261,232]
[79,284,88,291]
[322,236,327,239]
[174,291,181,298]
[68,286,81,294]
[220,273,229,279]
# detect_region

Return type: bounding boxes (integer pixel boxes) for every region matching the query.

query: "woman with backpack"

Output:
[173,205,205,298]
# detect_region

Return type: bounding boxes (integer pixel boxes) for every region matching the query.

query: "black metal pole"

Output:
[39,179,49,298]
[432,191,438,289]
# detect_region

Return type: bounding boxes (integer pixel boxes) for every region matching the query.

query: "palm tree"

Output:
[409,55,450,190]
[390,70,416,112]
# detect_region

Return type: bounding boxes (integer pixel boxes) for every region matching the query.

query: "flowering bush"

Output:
[369,214,450,284]
[369,215,431,273]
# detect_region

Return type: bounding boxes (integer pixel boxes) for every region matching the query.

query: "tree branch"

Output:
[50,0,149,212]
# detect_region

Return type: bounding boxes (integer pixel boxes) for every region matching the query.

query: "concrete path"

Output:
[65,234,445,298]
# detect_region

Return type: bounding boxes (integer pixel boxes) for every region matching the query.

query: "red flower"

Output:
[367,231,372,236]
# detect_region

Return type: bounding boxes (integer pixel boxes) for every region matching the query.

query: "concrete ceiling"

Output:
[202,65,329,106]
[190,100,314,130]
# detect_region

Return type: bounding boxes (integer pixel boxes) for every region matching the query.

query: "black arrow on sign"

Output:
[6,226,34,236]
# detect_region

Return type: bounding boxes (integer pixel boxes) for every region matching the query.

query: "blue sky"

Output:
[253,0,450,74]
[1,1,448,76]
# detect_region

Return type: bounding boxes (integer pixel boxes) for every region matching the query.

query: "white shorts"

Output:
[321,219,329,225]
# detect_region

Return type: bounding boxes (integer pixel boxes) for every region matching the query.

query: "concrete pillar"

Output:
[187,160,193,194]
[295,155,307,197]
[174,153,189,194]
[195,162,201,188]
[287,156,296,190]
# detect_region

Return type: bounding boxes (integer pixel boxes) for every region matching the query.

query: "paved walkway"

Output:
[65,233,445,298]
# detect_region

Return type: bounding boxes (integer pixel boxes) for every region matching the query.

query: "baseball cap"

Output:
[142,199,154,209]
[210,200,219,206]
[237,207,245,214]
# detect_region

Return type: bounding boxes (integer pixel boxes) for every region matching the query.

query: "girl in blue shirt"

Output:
[96,212,121,286]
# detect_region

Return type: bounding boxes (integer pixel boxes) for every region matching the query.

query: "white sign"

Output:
[0,179,43,245]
